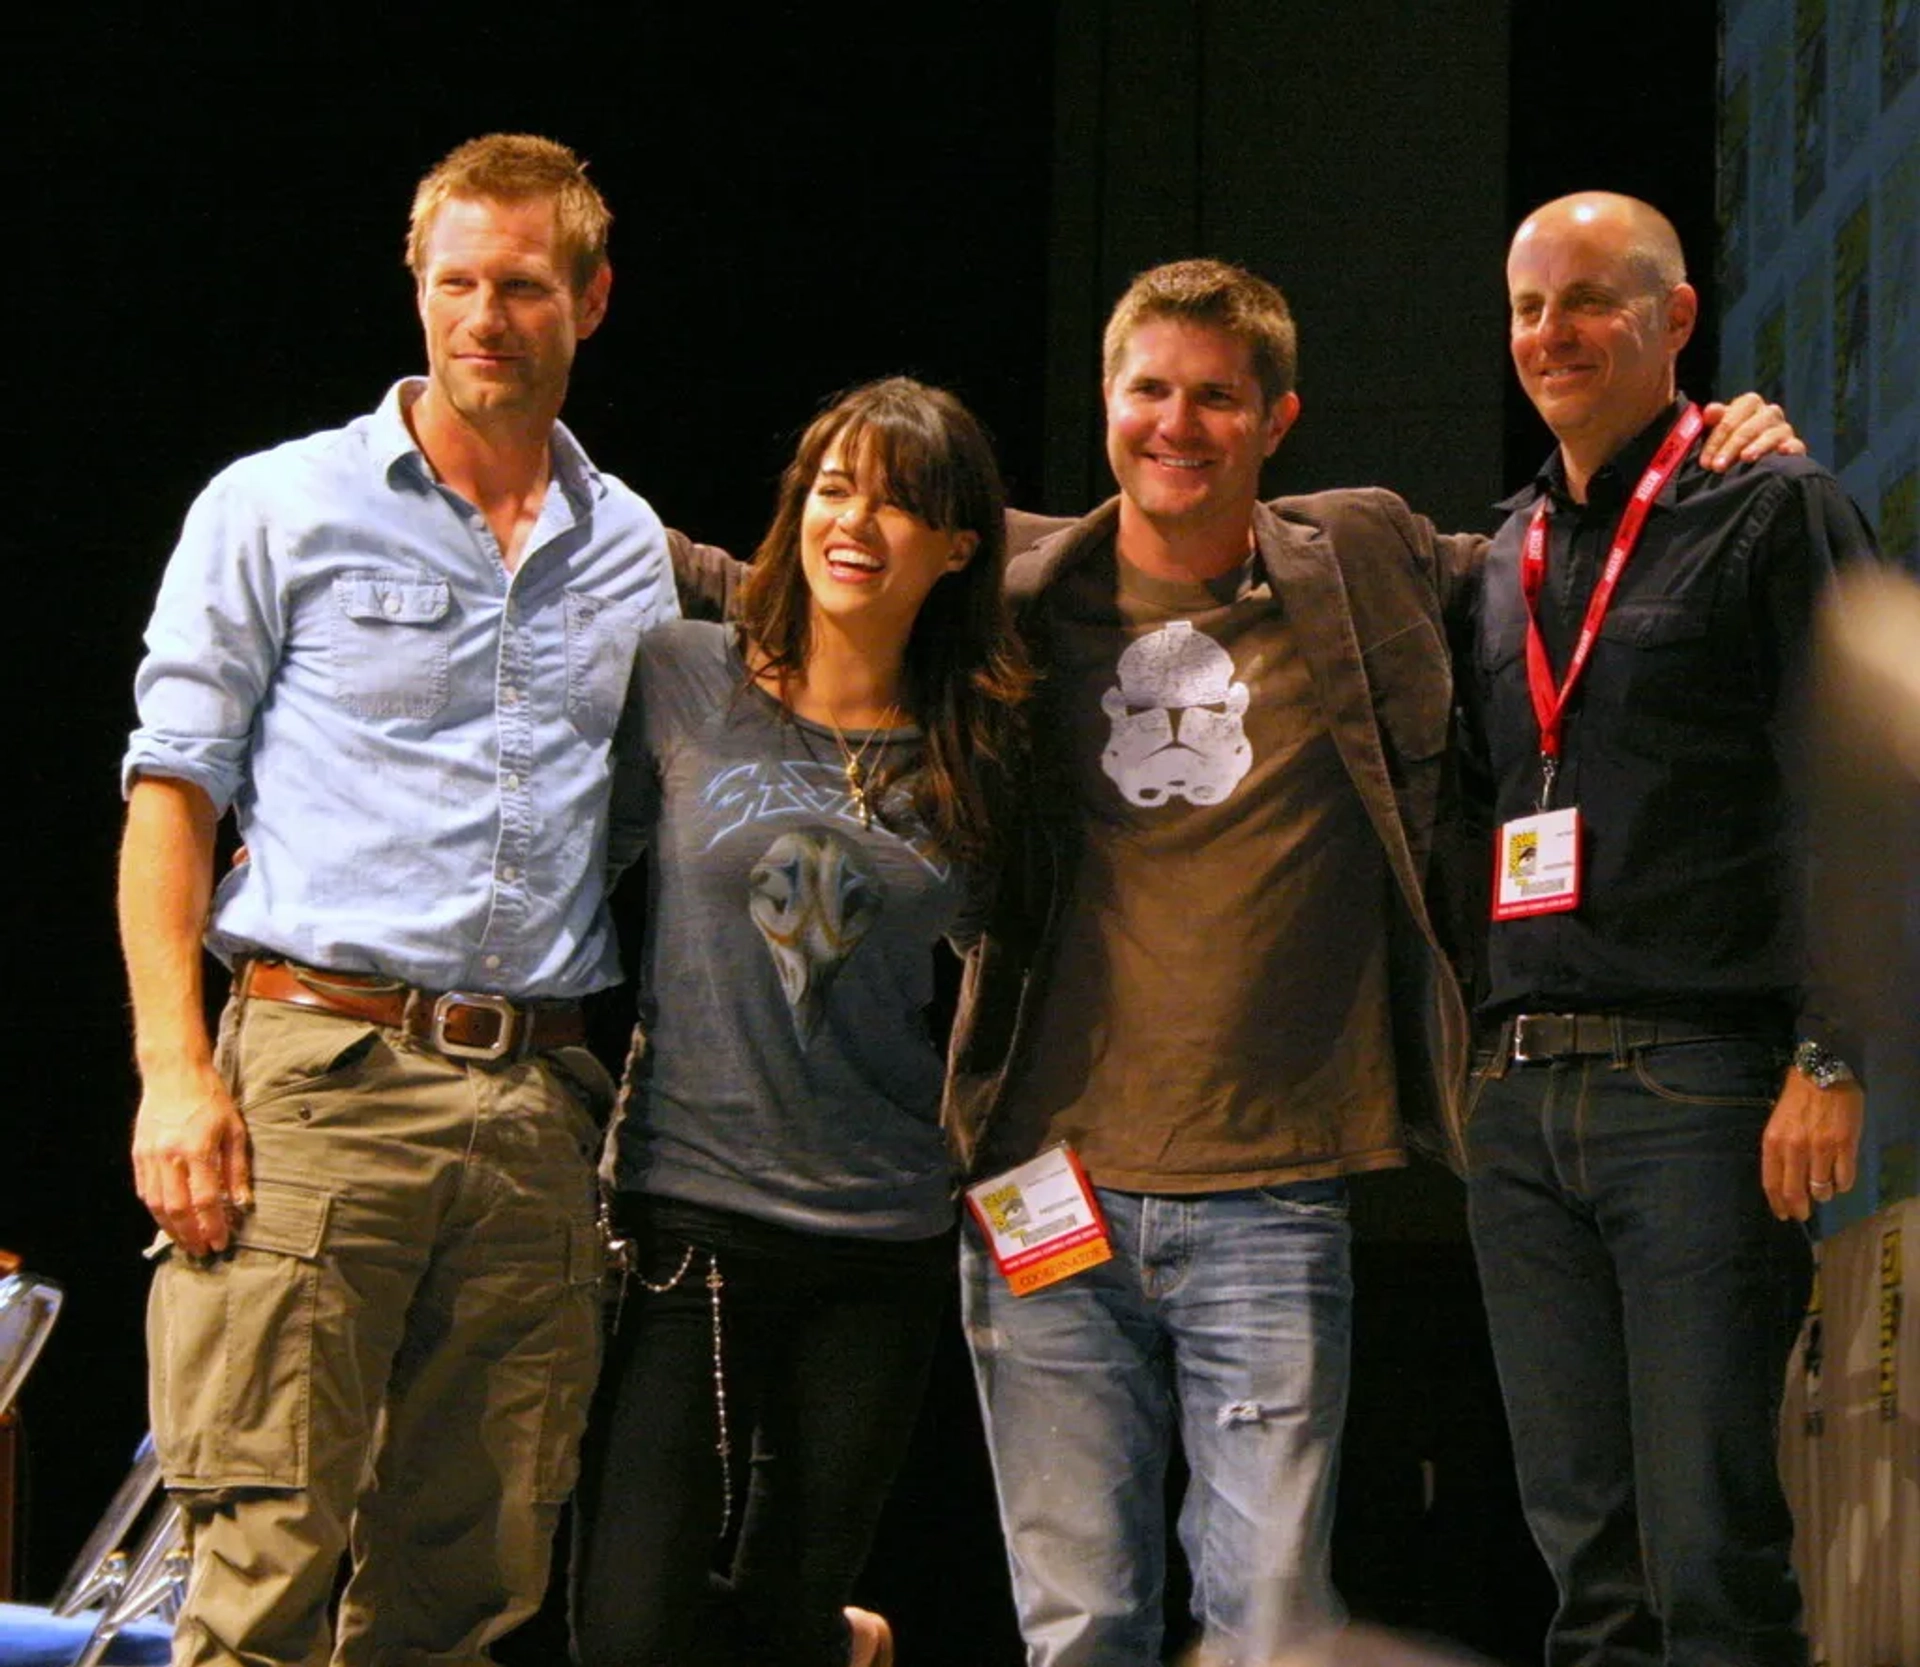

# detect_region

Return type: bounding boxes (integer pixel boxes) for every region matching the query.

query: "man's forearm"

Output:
[667,527,745,622]
[119,775,221,1082]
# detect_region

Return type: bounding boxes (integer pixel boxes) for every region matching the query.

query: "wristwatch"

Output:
[1793,1039,1856,1090]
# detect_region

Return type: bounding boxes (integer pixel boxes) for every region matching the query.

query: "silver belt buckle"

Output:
[1509,1013,1561,1065]
[432,991,519,1061]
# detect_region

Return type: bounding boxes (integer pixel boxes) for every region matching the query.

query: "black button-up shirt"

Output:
[1467,399,1876,1045]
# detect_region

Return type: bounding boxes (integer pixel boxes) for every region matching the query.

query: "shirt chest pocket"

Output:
[564,589,646,737]
[1589,599,1727,724]
[330,573,452,720]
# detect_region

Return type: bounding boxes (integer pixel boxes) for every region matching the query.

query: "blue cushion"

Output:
[0,1602,174,1665]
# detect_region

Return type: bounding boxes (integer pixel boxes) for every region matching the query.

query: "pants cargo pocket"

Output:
[147,1179,332,1490]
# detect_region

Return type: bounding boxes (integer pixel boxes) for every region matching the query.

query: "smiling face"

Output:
[797,438,977,641]
[1507,198,1696,480]
[1105,317,1298,567]
[414,194,609,433]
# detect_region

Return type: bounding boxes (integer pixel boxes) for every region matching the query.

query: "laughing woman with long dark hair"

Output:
[570,377,1029,1667]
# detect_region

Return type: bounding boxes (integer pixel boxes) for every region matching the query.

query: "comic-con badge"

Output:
[1492,806,1582,920]
[965,1145,1113,1296]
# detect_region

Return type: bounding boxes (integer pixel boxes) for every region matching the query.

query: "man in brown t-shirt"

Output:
[946,259,1788,1667]
[950,258,1482,1667]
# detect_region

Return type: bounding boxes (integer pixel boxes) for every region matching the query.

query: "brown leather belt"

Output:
[1506,1012,1752,1064]
[239,959,585,1063]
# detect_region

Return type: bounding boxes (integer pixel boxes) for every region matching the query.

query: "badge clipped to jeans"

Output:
[1492,805,1582,920]
[965,1144,1113,1296]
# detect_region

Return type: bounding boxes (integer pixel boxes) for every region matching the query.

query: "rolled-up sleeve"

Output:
[123,467,283,813]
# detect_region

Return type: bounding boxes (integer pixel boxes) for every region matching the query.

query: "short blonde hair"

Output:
[406,133,611,293]
[1102,258,1298,406]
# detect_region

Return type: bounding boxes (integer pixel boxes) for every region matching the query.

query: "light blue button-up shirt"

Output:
[123,381,677,998]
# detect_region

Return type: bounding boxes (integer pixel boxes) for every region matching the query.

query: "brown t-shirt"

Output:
[998,539,1401,1191]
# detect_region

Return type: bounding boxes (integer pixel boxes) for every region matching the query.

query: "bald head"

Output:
[1510,191,1687,293]
[1506,191,1698,497]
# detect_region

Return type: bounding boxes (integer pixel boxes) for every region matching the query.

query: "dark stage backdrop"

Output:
[9,6,1721,1662]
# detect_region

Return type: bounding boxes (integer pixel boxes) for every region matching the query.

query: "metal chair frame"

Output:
[49,1434,186,1666]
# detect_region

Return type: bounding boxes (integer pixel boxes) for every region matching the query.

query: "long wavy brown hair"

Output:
[736,377,1032,867]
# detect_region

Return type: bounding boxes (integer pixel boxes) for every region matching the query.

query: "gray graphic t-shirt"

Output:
[605,620,965,1239]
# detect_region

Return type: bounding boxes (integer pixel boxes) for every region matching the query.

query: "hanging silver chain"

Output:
[599,1022,732,1532]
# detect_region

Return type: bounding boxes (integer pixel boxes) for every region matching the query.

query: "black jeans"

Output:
[570,1196,952,1667]
[1464,1033,1812,1667]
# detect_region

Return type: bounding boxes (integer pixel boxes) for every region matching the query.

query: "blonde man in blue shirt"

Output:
[117,133,676,1667]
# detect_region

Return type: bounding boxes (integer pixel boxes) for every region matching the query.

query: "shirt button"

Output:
[500,686,518,706]
[484,954,501,971]
[503,773,521,792]
[382,594,402,616]
[499,865,517,882]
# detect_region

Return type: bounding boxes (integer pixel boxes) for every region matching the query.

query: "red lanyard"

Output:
[1520,402,1702,806]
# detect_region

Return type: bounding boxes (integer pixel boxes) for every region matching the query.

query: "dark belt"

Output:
[240,959,585,1063]
[1504,1011,1752,1065]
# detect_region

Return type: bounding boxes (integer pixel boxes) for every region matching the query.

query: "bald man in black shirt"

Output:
[1463,192,1871,1667]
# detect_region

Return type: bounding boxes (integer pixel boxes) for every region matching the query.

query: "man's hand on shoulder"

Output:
[1760,1069,1863,1222]
[1699,392,1807,471]
[132,1062,252,1256]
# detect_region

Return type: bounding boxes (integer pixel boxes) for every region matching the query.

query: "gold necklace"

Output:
[825,703,900,828]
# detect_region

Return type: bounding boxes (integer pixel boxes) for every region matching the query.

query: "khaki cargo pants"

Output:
[146,996,608,1667]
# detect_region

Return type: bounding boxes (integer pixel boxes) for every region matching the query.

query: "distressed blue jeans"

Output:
[1465,1034,1812,1667]
[961,1180,1352,1667]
